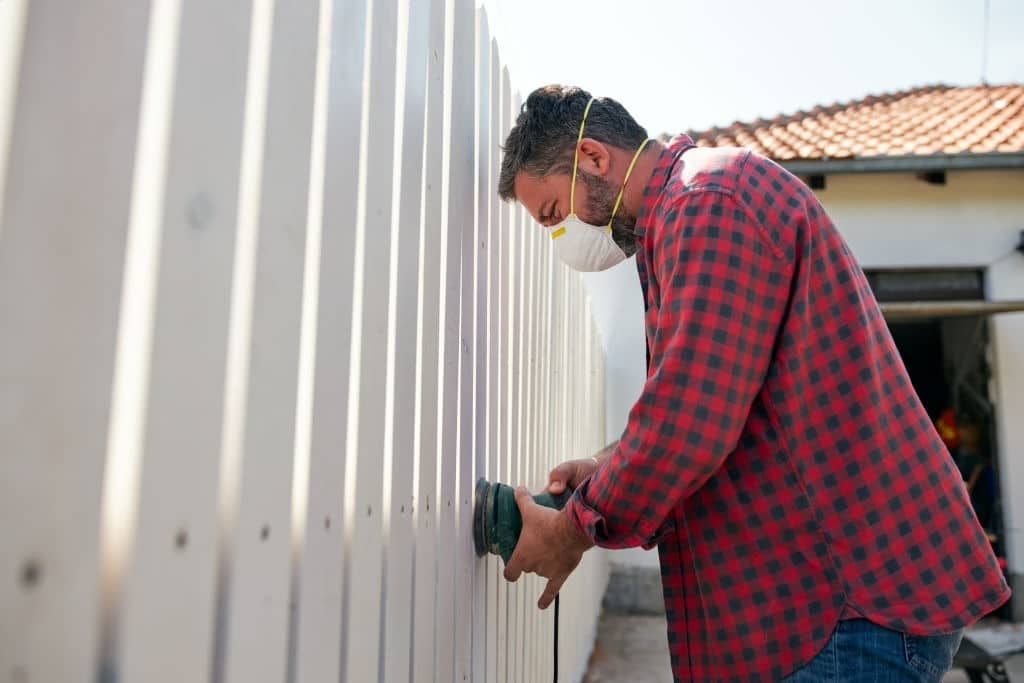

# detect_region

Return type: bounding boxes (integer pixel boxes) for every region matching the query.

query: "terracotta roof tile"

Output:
[687,84,1024,161]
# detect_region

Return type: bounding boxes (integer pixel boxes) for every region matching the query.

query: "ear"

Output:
[576,138,611,177]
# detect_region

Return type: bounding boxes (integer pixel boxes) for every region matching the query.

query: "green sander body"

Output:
[472,478,572,564]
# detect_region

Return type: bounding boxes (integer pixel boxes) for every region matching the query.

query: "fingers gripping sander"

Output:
[472,478,572,564]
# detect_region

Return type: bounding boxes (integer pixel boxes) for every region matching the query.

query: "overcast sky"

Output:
[479,0,1024,135]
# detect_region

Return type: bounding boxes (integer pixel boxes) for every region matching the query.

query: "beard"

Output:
[576,170,640,257]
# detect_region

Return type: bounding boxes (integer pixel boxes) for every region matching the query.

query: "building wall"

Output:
[989,255,1024,614]
[813,170,1022,268]
[0,1,609,682]
[586,167,1024,600]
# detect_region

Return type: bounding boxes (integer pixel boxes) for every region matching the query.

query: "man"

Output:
[950,420,995,530]
[497,85,1010,682]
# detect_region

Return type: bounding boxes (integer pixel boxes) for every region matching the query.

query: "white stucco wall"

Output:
[989,255,1024,590]
[814,170,1022,268]
[584,168,1024,577]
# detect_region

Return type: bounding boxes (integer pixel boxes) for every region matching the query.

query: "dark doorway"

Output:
[889,316,1002,560]
[889,321,948,421]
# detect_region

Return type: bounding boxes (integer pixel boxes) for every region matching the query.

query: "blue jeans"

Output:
[782,618,963,682]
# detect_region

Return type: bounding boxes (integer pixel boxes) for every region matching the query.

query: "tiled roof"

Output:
[686,84,1024,161]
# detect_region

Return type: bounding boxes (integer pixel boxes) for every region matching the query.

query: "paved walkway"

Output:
[583,615,673,683]
[583,613,1024,682]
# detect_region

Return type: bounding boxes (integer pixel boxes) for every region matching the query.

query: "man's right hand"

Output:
[545,458,600,495]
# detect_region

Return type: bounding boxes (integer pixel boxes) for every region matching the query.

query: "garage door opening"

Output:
[889,317,1000,535]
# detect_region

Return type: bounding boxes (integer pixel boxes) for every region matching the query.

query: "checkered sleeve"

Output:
[565,189,794,548]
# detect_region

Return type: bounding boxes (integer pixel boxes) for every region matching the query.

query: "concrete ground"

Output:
[582,615,672,683]
[583,613,1024,682]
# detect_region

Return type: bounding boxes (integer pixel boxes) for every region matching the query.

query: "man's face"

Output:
[513,143,640,257]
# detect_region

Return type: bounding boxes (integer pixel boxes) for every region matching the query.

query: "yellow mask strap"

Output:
[569,98,595,216]
[607,138,652,231]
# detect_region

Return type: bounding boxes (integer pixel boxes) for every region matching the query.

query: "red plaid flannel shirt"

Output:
[565,136,1010,682]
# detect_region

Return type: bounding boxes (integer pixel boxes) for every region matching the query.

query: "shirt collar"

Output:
[635,134,695,236]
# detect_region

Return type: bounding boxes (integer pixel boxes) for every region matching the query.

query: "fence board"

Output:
[500,67,515,683]
[0,0,27,233]
[521,206,532,683]
[511,203,525,683]
[0,0,151,679]
[486,34,503,683]
[290,0,369,678]
[472,10,493,683]
[450,0,477,677]
[337,0,402,679]
[434,0,461,676]
[412,0,448,678]
[212,2,320,682]
[528,215,540,683]
[282,0,329,679]
[114,0,255,675]
[379,0,430,680]
[110,1,262,681]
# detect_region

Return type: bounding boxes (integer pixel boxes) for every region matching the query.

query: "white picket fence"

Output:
[0,0,610,681]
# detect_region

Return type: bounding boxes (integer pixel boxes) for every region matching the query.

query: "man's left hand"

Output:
[502,486,595,609]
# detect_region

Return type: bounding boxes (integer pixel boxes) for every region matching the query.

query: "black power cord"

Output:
[553,594,560,683]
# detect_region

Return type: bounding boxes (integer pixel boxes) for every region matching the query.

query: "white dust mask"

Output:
[549,98,650,272]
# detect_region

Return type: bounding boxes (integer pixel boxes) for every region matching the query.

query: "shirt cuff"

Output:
[565,474,676,550]
[565,478,605,544]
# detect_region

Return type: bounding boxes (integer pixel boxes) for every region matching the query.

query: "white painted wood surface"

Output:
[0,1,152,679]
[113,1,257,680]
[0,0,27,235]
[215,2,321,682]
[0,2,610,682]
